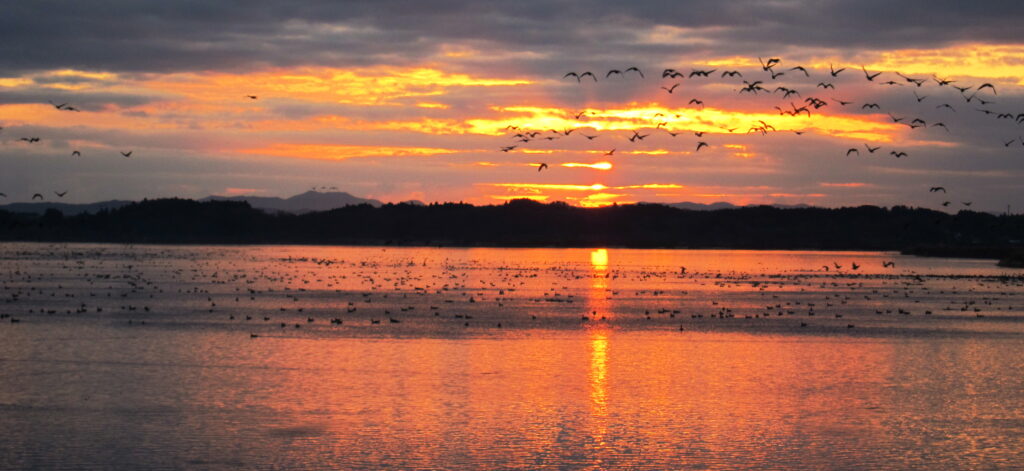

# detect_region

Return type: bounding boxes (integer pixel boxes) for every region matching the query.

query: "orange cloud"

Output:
[238,143,463,160]
[561,162,613,170]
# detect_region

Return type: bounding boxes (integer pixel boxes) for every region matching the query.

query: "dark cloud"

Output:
[3,1,1024,75]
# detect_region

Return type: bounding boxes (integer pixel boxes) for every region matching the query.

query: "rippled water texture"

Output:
[1,243,1023,469]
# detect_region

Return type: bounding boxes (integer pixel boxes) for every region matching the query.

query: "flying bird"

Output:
[32,193,43,200]
[121,151,133,157]
[861,66,881,81]
[695,142,709,152]
[882,261,895,268]
[929,187,947,193]
[537,163,548,172]
[890,151,908,158]
[846,148,860,156]
[789,66,810,77]
[624,66,645,78]
[861,103,880,110]
[71,150,81,157]
[245,95,258,100]
[54,191,67,198]
[864,144,881,153]
[830,64,846,77]
[660,83,681,94]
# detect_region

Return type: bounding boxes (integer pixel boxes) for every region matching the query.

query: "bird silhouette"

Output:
[830,63,846,77]
[929,187,947,193]
[537,163,548,172]
[864,145,880,153]
[846,148,860,156]
[890,151,908,158]
[245,95,258,100]
[54,191,67,198]
[32,193,43,200]
[71,150,81,157]
[624,67,644,78]
[861,66,881,81]
[695,142,709,152]
[882,261,895,268]
[660,83,681,93]
[121,151,133,157]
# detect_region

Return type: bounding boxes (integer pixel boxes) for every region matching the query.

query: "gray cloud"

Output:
[3,1,1024,75]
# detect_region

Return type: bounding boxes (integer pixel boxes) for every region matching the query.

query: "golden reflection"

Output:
[590,249,609,270]
[589,330,609,416]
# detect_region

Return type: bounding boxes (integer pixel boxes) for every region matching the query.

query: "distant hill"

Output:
[654,202,811,211]
[202,190,382,213]
[0,191,384,216]
[0,200,133,216]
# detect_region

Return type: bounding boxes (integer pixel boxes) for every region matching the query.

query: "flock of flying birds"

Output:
[2,56,1022,209]
[503,56,1024,209]
[0,100,134,202]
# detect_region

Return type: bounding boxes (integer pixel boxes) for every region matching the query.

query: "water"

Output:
[1,243,1023,469]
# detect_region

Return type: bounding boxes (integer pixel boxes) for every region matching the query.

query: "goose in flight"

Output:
[864,145,880,153]
[537,163,548,172]
[789,66,810,77]
[121,151,133,157]
[846,148,860,156]
[660,83,681,94]
[71,150,81,157]
[32,193,43,200]
[54,191,67,198]
[695,142,709,152]
[861,66,881,81]
[624,67,644,78]
[929,187,947,193]
[829,64,846,77]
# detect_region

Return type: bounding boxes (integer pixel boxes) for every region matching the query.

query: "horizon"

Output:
[1,1,1023,213]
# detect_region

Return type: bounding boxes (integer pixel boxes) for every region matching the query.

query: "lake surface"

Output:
[1,243,1023,469]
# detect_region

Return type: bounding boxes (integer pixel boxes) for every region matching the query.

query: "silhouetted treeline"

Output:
[1,198,1023,254]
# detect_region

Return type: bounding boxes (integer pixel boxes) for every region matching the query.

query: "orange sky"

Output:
[2,38,1023,210]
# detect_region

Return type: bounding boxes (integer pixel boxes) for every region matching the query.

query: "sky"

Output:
[2,1,1024,212]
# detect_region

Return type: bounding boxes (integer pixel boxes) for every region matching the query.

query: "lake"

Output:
[1,243,1023,469]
